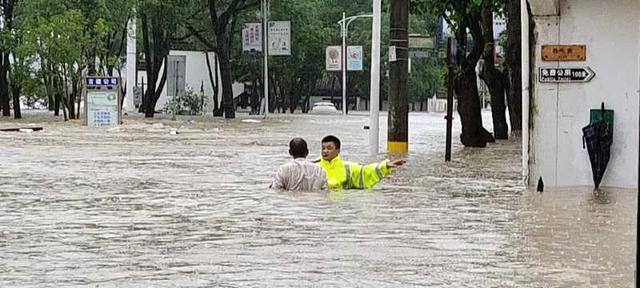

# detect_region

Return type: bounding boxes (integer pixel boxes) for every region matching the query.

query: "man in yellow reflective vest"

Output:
[316,135,406,189]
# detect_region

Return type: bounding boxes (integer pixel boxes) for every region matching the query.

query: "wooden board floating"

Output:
[0,127,44,132]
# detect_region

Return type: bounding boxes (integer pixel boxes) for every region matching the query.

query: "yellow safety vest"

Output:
[317,156,390,189]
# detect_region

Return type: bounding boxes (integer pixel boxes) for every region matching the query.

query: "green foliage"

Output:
[163,87,204,116]
[3,0,446,115]
[227,0,444,111]
[409,57,444,103]
[9,0,134,114]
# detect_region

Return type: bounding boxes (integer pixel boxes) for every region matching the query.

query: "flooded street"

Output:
[0,111,636,287]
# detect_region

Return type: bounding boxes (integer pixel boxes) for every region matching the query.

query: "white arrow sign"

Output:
[539,66,595,83]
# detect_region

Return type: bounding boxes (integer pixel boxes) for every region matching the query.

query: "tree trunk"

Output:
[0,52,10,116]
[147,57,167,117]
[61,65,75,120]
[54,75,67,120]
[0,0,15,116]
[67,88,76,119]
[139,77,146,113]
[75,77,82,119]
[140,12,169,118]
[54,89,60,116]
[12,85,21,119]
[250,73,260,114]
[480,6,508,139]
[216,42,235,119]
[456,68,491,147]
[41,58,55,111]
[330,76,335,104]
[505,0,522,131]
[141,12,154,116]
[205,51,222,116]
[46,75,55,111]
[453,9,494,147]
[481,67,509,139]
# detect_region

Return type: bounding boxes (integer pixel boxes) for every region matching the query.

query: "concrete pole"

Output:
[342,12,347,115]
[124,15,136,113]
[521,0,530,185]
[387,0,409,154]
[263,0,269,117]
[369,0,381,156]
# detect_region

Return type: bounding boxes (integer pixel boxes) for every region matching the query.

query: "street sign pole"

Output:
[445,37,456,162]
[341,12,347,115]
[262,0,269,117]
[338,13,372,115]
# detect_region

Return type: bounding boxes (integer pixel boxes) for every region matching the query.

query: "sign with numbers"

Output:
[84,76,121,127]
[538,67,595,83]
[87,91,119,127]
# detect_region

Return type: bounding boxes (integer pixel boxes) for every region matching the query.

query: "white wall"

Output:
[135,50,244,113]
[529,0,639,188]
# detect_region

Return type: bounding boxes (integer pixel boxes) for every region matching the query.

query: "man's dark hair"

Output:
[321,135,341,149]
[289,137,309,158]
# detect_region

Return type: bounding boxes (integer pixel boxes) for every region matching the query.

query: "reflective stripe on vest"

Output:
[375,163,384,180]
[343,164,351,189]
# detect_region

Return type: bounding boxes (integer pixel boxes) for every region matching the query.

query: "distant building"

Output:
[525,0,639,188]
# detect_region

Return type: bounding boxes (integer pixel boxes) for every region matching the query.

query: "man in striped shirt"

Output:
[270,138,327,191]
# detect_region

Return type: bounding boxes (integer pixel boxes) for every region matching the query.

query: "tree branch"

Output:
[185,24,217,51]
[208,0,218,29]
[236,0,259,12]
[466,10,484,67]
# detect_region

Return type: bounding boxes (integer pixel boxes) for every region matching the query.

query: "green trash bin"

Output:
[590,102,614,133]
[590,109,614,127]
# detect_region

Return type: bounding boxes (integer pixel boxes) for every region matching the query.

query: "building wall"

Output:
[529,0,639,188]
[135,50,244,113]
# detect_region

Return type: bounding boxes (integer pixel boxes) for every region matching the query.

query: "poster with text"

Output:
[268,21,291,56]
[326,46,342,71]
[242,23,262,53]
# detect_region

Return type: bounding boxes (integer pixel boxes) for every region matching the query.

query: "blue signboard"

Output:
[86,77,118,86]
[84,76,121,127]
[347,46,363,71]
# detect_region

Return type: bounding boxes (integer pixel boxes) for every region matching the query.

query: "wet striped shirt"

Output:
[270,158,327,191]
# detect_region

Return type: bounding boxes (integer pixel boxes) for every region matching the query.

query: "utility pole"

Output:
[369,0,382,156]
[387,0,409,154]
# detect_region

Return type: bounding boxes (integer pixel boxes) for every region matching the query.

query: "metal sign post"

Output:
[262,0,269,117]
[84,76,122,127]
[338,13,373,115]
[445,37,456,162]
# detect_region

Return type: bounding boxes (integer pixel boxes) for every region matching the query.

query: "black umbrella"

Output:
[582,103,613,189]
